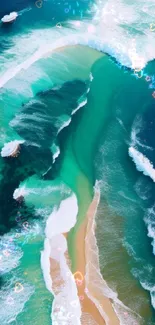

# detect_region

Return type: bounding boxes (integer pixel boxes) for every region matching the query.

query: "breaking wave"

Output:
[2,0,155,92]
[144,205,155,256]
[51,143,60,164]
[131,115,153,151]
[41,194,82,324]
[0,232,23,274]
[71,97,87,115]
[0,276,34,325]
[0,229,35,324]
[140,281,155,310]
[129,146,155,182]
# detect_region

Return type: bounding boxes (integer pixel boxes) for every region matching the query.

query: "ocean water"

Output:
[1,0,155,324]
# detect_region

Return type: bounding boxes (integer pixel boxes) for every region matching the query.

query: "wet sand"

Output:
[49,188,120,324]
[75,188,120,325]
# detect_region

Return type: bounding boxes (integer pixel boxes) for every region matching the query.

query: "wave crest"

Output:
[41,194,82,324]
[129,146,155,182]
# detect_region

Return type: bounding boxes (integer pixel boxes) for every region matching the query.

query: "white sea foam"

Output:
[144,205,155,225]
[0,275,35,325]
[1,140,24,157]
[116,117,127,133]
[56,115,71,135]
[41,238,53,293]
[51,143,60,163]
[89,72,93,82]
[144,205,155,256]
[134,177,152,201]
[1,12,18,23]
[71,97,87,115]
[45,195,78,237]
[122,240,143,264]
[18,6,32,16]
[0,233,23,274]
[20,221,44,243]
[13,185,29,200]
[93,0,155,67]
[0,229,35,324]
[132,264,155,311]
[147,224,155,255]
[140,281,155,310]
[13,183,59,200]
[53,149,60,163]
[0,30,84,89]
[1,1,155,92]
[50,97,88,162]
[13,178,72,214]
[131,115,153,151]
[10,111,52,128]
[118,190,137,203]
[1,2,155,323]
[122,241,137,259]
[42,166,52,177]
[129,146,155,182]
[41,194,82,324]
[85,181,141,325]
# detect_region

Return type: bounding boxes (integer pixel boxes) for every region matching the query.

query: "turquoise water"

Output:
[92,56,155,323]
[1,0,155,324]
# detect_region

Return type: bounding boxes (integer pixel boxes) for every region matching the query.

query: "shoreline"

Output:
[75,185,120,325]
[49,186,120,324]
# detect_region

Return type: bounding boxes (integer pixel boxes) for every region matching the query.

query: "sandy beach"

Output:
[49,186,120,324]
[75,188,120,325]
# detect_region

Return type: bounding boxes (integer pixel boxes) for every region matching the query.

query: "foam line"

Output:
[85,181,142,325]
[129,146,155,182]
[41,194,82,324]
[71,98,87,115]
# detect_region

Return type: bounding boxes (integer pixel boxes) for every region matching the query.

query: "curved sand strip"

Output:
[50,188,120,324]
[75,188,120,325]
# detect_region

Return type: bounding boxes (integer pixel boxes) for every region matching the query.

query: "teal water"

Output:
[1,0,155,324]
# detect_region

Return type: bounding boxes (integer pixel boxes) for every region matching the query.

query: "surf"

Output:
[85,182,141,325]
[128,146,155,182]
[1,1,155,324]
[41,194,82,324]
